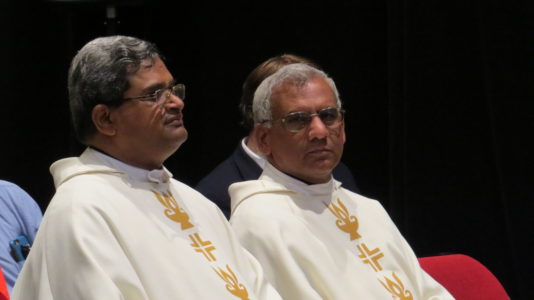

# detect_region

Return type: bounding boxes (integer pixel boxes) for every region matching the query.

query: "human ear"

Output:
[91,104,116,136]
[253,124,271,156]
[340,121,346,144]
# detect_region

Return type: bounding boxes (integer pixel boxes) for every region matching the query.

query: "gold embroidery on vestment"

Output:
[326,198,361,240]
[189,233,217,261]
[379,272,413,300]
[357,243,384,272]
[213,265,250,300]
[152,190,194,230]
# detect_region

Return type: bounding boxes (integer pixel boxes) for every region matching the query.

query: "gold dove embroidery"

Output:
[326,198,361,240]
[212,265,250,300]
[378,272,413,300]
[152,190,194,230]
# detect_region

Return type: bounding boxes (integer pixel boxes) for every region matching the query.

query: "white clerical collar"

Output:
[89,148,172,183]
[241,137,267,169]
[261,162,337,196]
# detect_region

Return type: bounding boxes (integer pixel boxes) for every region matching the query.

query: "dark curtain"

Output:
[387,1,533,298]
[0,0,532,298]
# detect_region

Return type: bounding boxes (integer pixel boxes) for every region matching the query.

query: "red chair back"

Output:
[0,266,9,300]
[418,254,509,300]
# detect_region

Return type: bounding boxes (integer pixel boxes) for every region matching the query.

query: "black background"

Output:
[1,0,532,298]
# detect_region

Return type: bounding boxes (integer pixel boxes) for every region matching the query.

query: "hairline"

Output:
[252,64,341,127]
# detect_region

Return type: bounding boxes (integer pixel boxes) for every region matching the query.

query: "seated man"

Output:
[196,54,359,218]
[229,64,454,299]
[0,180,41,294]
[12,36,280,300]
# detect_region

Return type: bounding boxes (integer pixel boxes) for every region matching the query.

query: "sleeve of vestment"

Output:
[367,199,455,300]
[202,195,282,300]
[13,185,148,300]
[231,205,339,300]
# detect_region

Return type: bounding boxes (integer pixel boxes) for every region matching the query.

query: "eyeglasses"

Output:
[264,107,345,133]
[123,83,185,105]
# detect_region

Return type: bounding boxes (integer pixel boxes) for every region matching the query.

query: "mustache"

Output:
[164,109,183,125]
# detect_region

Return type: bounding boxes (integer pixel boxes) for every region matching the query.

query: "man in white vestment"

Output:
[229,63,455,299]
[12,36,281,300]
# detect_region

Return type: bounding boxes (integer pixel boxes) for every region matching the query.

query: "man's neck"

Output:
[89,140,164,171]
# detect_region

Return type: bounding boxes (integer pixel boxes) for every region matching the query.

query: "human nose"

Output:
[162,93,184,110]
[307,115,328,139]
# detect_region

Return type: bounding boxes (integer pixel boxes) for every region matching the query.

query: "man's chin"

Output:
[298,165,336,184]
[169,125,188,137]
[309,158,338,171]
[167,128,188,148]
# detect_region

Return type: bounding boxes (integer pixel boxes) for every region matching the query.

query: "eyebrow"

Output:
[140,79,176,94]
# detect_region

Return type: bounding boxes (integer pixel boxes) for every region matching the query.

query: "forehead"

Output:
[127,57,173,90]
[271,77,336,114]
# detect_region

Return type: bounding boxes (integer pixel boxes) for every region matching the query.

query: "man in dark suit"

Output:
[196,55,359,218]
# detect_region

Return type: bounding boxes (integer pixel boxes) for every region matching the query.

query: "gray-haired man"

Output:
[230,63,454,299]
[13,36,280,300]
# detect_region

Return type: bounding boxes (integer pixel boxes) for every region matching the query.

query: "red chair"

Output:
[0,266,9,300]
[418,254,509,300]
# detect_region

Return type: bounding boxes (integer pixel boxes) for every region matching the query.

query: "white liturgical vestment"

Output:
[229,163,454,300]
[12,148,281,300]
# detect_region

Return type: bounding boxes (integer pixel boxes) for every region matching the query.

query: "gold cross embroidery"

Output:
[153,190,194,230]
[357,243,384,272]
[189,233,217,262]
[326,198,361,240]
[378,272,413,300]
[213,265,250,300]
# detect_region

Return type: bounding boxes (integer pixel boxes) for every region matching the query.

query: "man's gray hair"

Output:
[252,63,341,125]
[68,35,161,144]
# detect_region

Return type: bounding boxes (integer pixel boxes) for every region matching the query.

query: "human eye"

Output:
[319,108,340,125]
[154,89,170,103]
[283,112,311,131]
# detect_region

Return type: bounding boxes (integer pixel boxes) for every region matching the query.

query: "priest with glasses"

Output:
[229,63,454,299]
[12,36,281,300]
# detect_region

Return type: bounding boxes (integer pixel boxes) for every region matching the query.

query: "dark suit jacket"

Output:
[196,143,360,218]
